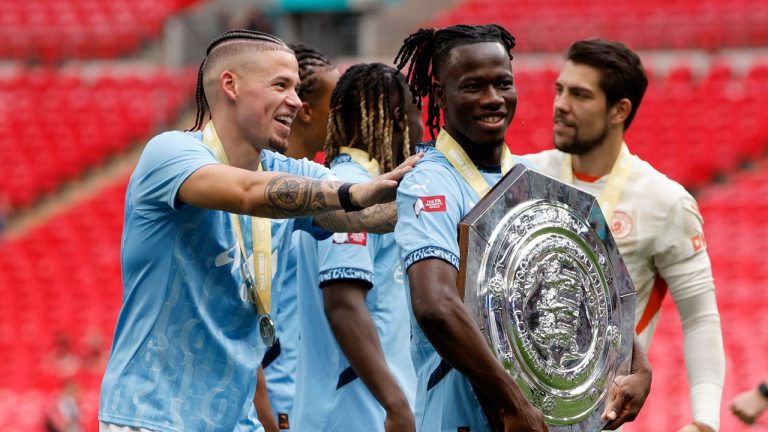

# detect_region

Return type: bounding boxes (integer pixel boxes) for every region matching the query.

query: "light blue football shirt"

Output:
[291,153,416,432]
[395,139,531,432]
[99,130,330,432]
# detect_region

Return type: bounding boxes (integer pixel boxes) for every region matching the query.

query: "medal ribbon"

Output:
[339,146,382,177]
[559,142,633,221]
[202,122,271,316]
[434,129,514,198]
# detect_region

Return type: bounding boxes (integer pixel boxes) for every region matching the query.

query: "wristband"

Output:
[338,183,364,212]
[759,382,768,399]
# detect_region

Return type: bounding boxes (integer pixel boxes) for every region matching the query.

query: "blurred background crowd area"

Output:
[0,0,767,430]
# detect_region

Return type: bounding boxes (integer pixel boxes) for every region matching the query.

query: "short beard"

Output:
[555,127,607,156]
[268,137,289,155]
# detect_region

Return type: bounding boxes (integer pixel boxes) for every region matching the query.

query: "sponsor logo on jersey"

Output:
[414,195,446,217]
[610,211,633,239]
[691,234,706,251]
[332,232,367,246]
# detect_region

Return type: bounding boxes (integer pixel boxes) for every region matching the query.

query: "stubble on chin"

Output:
[268,137,289,155]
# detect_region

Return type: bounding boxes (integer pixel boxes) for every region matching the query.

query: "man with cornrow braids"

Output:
[246,43,341,432]
[393,24,651,431]
[291,63,422,432]
[98,30,419,432]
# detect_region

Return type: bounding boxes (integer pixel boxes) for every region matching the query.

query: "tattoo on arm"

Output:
[259,175,340,218]
[314,203,397,234]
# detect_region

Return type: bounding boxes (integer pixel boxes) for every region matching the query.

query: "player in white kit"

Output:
[526,38,725,432]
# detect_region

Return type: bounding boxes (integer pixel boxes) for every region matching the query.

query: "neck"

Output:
[284,139,313,159]
[212,114,262,171]
[285,127,323,160]
[445,126,503,167]
[570,133,624,177]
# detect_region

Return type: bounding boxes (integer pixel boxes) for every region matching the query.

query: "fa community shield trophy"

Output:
[458,164,636,432]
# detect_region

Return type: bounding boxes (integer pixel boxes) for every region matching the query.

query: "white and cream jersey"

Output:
[526,148,725,430]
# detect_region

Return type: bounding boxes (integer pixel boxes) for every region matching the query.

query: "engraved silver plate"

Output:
[458,165,636,432]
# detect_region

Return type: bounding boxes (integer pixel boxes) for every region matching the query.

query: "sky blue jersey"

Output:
[99,130,330,432]
[395,140,532,432]
[291,153,416,432]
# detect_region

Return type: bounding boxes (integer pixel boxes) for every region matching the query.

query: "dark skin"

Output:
[408,259,546,431]
[419,41,548,432]
[414,41,652,431]
[254,365,279,432]
[323,82,423,432]
[324,282,415,432]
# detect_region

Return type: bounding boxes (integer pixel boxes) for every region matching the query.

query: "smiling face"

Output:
[233,49,303,151]
[552,61,613,155]
[435,42,517,149]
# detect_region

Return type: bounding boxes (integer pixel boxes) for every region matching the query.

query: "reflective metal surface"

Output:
[459,165,636,431]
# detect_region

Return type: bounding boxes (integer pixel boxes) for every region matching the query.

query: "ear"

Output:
[434,81,447,111]
[297,102,312,124]
[392,105,404,131]
[221,71,237,101]
[610,98,632,127]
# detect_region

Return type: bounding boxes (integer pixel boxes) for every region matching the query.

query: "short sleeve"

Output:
[654,195,712,280]
[395,165,464,271]
[317,233,374,290]
[129,131,217,216]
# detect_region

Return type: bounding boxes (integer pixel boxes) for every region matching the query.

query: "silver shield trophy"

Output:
[458,164,636,432]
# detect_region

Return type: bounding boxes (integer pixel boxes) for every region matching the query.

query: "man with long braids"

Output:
[291,63,421,432]
[248,43,341,432]
[98,30,418,432]
[393,24,651,431]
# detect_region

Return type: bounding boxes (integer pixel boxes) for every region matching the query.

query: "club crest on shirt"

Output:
[332,232,367,246]
[414,195,446,217]
[610,211,633,239]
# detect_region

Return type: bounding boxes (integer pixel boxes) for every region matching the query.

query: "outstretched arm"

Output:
[407,258,548,432]
[177,153,420,219]
[323,281,415,432]
[314,202,397,234]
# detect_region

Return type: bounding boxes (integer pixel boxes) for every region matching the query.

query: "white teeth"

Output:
[479,116,503,124]
[276,115,293,126]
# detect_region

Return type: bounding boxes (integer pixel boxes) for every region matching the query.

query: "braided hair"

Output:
[289,43,335,102]
[325,63,413,173]
[188,29,290,131]
[394,24,516,139]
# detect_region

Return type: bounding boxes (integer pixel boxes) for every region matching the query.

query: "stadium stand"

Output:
[428,0,768,52]
[1,0,768,430]
[0,0,200,62]
[499,62,768,189]
[0,67,196,209]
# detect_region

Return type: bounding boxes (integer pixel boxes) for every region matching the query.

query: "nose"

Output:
[480,85,504,108]
[554,91,569,114]
[286,89,302,110]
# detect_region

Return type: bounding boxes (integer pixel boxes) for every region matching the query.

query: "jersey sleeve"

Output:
[395,165,464,271]
[129,131,217,216]
[316,163,374,289]
[316,233,374,290]
[653,194,714,299]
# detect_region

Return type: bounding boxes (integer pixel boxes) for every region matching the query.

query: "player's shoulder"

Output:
[401,141,459,191]
[263,150,329,179]
[631,155,693,201]
[144,130,203,150]
[521,149,565,176]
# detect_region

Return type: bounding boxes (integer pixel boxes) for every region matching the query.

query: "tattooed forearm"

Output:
[256,174,342,218]
[314,202,397,234]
